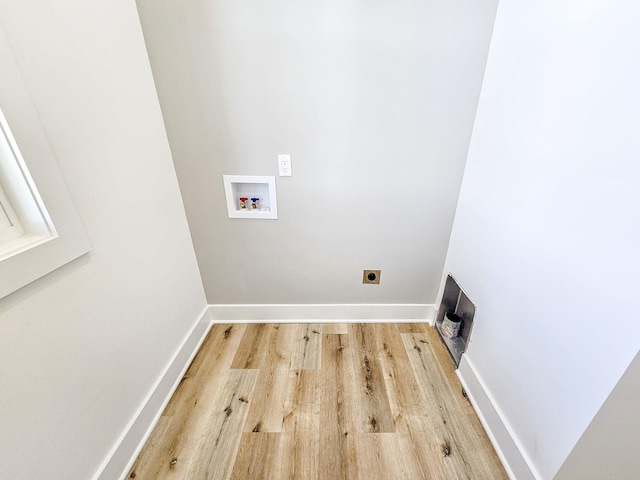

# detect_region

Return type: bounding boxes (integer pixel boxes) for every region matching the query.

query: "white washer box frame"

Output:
[223,175,278,220]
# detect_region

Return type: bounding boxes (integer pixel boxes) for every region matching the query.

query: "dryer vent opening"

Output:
[436,274,476,367]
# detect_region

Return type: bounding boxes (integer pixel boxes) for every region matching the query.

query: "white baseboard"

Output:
[94,307,213,480]
[457,356,540,480]
[208,303,435,323]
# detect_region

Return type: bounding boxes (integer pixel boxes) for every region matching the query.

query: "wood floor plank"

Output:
[289,323,322,370]
[320,323,349,334]
[402,332,508,479]
[318,334,357,480]
[396,322,431,333]
[243,324,295,433]
[374,323,428,423]
[283,369,320,416]
[229,433,280,480]
[400,414,467,479]
[281,370,320,472]
[163,324,246,418]
[279,375,320,480]
[186,369,259,479]
[348,323,395,433]
[230,323,276,369]
[354,433,427,480]
[235,370,321,479]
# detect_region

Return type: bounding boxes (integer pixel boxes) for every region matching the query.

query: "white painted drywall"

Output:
[554,350,640,480]
[135,0,498,304]
[0,1,207,479]
[441,1,640,478]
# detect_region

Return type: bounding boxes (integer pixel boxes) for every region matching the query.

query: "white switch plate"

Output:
[278,154,291,176]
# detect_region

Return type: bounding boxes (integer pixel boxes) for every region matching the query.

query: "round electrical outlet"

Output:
[363,270,381,284]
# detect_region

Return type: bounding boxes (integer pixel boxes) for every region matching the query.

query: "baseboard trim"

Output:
[457,356,540,480]
[94,307,213,480]
[208,303,435,323]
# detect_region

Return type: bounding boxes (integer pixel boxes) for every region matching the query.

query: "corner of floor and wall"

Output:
[1,1,639,480]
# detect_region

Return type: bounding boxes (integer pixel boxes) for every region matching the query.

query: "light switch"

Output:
[278,154,291,176]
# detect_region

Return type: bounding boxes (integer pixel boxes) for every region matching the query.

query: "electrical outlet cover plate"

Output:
[278,154,291,176]
[363,269,381,284]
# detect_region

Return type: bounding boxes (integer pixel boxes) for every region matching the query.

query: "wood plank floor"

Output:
[128,323,507,480]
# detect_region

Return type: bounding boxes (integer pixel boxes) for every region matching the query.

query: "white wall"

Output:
[136,0,498,304]
[0,1,207,479]
[442,1,640,478]
[555,350,640,479]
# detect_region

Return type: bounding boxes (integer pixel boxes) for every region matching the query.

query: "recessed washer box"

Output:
[222,175,278,220]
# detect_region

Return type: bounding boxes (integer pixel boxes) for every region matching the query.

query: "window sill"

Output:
[0,233,55,262]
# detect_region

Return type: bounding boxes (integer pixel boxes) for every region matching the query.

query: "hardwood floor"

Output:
[128,323,507,480]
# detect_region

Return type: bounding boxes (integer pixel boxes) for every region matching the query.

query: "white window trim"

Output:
[0,182,23,243]
[0,106,58,260]
[0,26,90,299]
